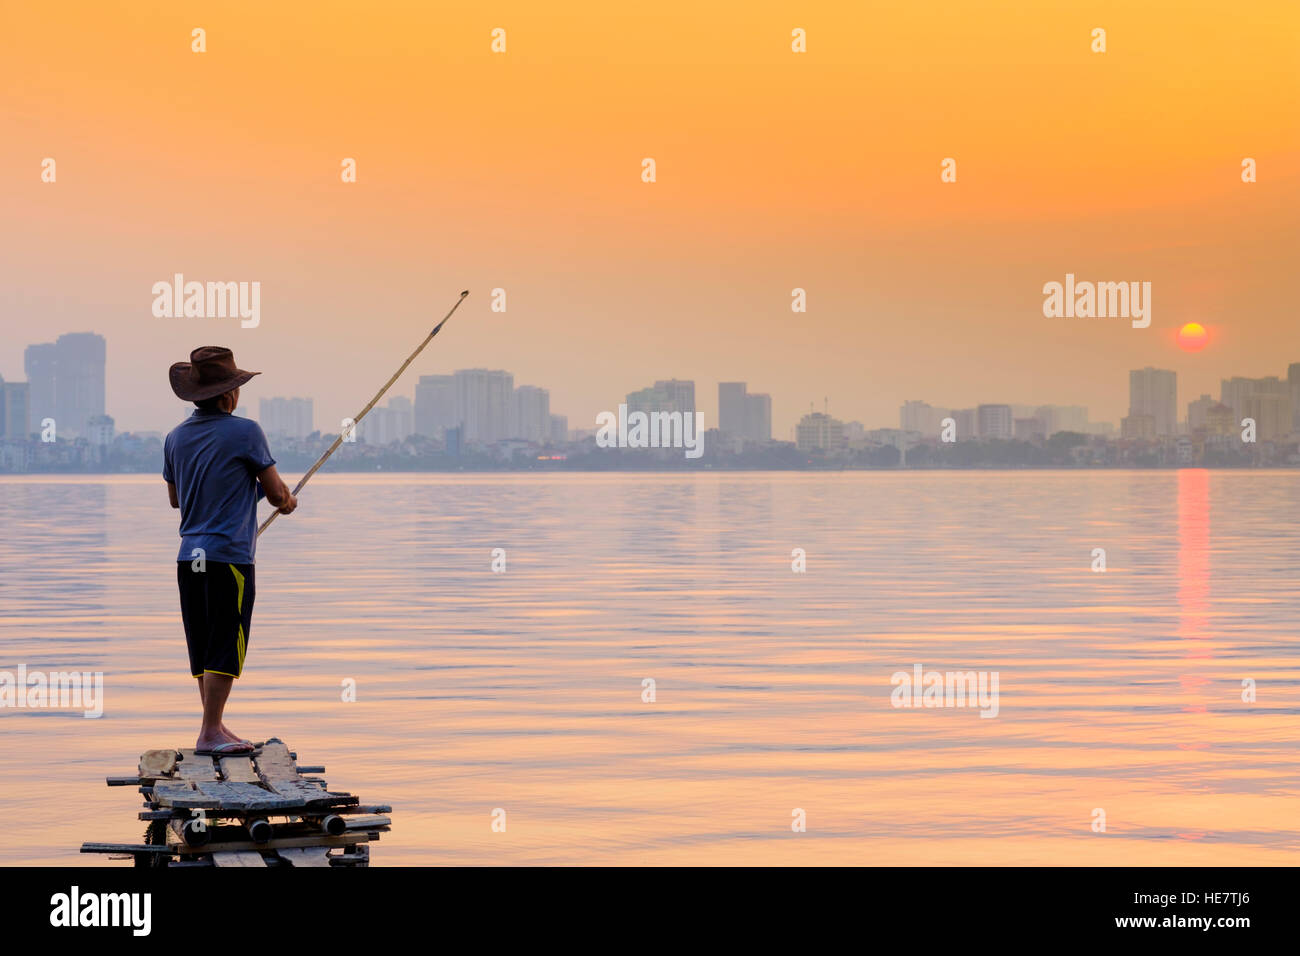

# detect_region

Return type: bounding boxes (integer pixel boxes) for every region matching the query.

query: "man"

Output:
[163,346,297,756]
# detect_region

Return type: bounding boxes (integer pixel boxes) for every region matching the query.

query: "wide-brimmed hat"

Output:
[169,346,260,402]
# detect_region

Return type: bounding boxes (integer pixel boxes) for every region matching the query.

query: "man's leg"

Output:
[189,563,255,752]
[197,675,246,744]
[197,674,235,749]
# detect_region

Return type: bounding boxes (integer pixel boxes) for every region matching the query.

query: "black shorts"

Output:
[177,561,255,678]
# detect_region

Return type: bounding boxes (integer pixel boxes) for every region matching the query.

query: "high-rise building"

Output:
[899,400,951,437]
[1013,417,1045,441]
[1187,394,1216,433]
[976,404,1013,440]
[1129,367,1177,436]
[1121,413,1156,439]
[1244,391,1290,441]
[548,414,568,444]
[1218,376,1289,440]
[513,385,550,442]
[653,380,695,419]
[795,411,843,452]
[717,382,771,442]
[0,377,31,439]
[258,397,314,439]
[362,396,413,445]
[952,408,976,440]
[1288,363,1300,432]
[455,369,514,442]
[1204,403,1235,437]
[24,333,106,438]
[745,392,772,441]
[718,383,748,437]
[414,374,456,438]
[23,343,57,436]
[1220,377,1251,422]
[86,414,115,446]
[627,380,694,420]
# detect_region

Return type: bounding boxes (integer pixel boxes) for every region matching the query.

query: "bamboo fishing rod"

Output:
[257,289,469,537]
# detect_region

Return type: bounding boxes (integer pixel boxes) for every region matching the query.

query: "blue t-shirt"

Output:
[163,409,276,564]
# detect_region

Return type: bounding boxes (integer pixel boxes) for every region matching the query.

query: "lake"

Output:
[1,470,1297,864]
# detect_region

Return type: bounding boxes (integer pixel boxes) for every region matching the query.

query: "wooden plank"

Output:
[296,765,326,774]
[277,847,333,868]
[255,740,337,806]
[139,749,178,777]
[174,749,219,782]
[211,754,298,810]
[149,780,205,808]
[217,755,261,783]
[189,780,294,812]
[176,832,367,855]
[107,775,141,787]
[212,850,266,867]
[252,738,300,780]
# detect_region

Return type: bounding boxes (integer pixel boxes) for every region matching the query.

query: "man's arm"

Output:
[256,464,298,514]
[167,482,179,509]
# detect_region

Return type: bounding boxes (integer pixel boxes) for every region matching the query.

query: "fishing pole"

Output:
[256,289,469,537]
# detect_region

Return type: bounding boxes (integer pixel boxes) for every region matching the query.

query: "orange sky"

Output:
[2,1,1297,436]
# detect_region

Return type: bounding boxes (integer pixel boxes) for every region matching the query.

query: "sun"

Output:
[1177,322,1209,352]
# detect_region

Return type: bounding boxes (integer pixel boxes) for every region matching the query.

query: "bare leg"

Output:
[196,674,246,751]
[196,675,245,744]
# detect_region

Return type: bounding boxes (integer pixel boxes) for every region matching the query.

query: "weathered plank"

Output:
[254,739,336,806]
[195,780,297,812]
[212,850,266,867]
[139,749,178,777]
[218,755,261,783]
[252,738,300,780]
[150,780,206,808]
[277,846,332,867]
[174,749,219,782]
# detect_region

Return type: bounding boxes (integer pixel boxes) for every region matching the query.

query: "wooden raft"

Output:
[81,737,391,867]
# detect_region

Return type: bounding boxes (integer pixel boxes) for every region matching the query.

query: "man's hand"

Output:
[256,464,299,517]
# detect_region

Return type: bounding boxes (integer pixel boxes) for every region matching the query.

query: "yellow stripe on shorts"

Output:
[230,564,247,675]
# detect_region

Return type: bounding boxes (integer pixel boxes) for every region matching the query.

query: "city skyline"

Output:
[10,325,1300,448]
[12,325,1300,442]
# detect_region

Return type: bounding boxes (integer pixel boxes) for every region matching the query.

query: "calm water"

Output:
[1,471,1298,865]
